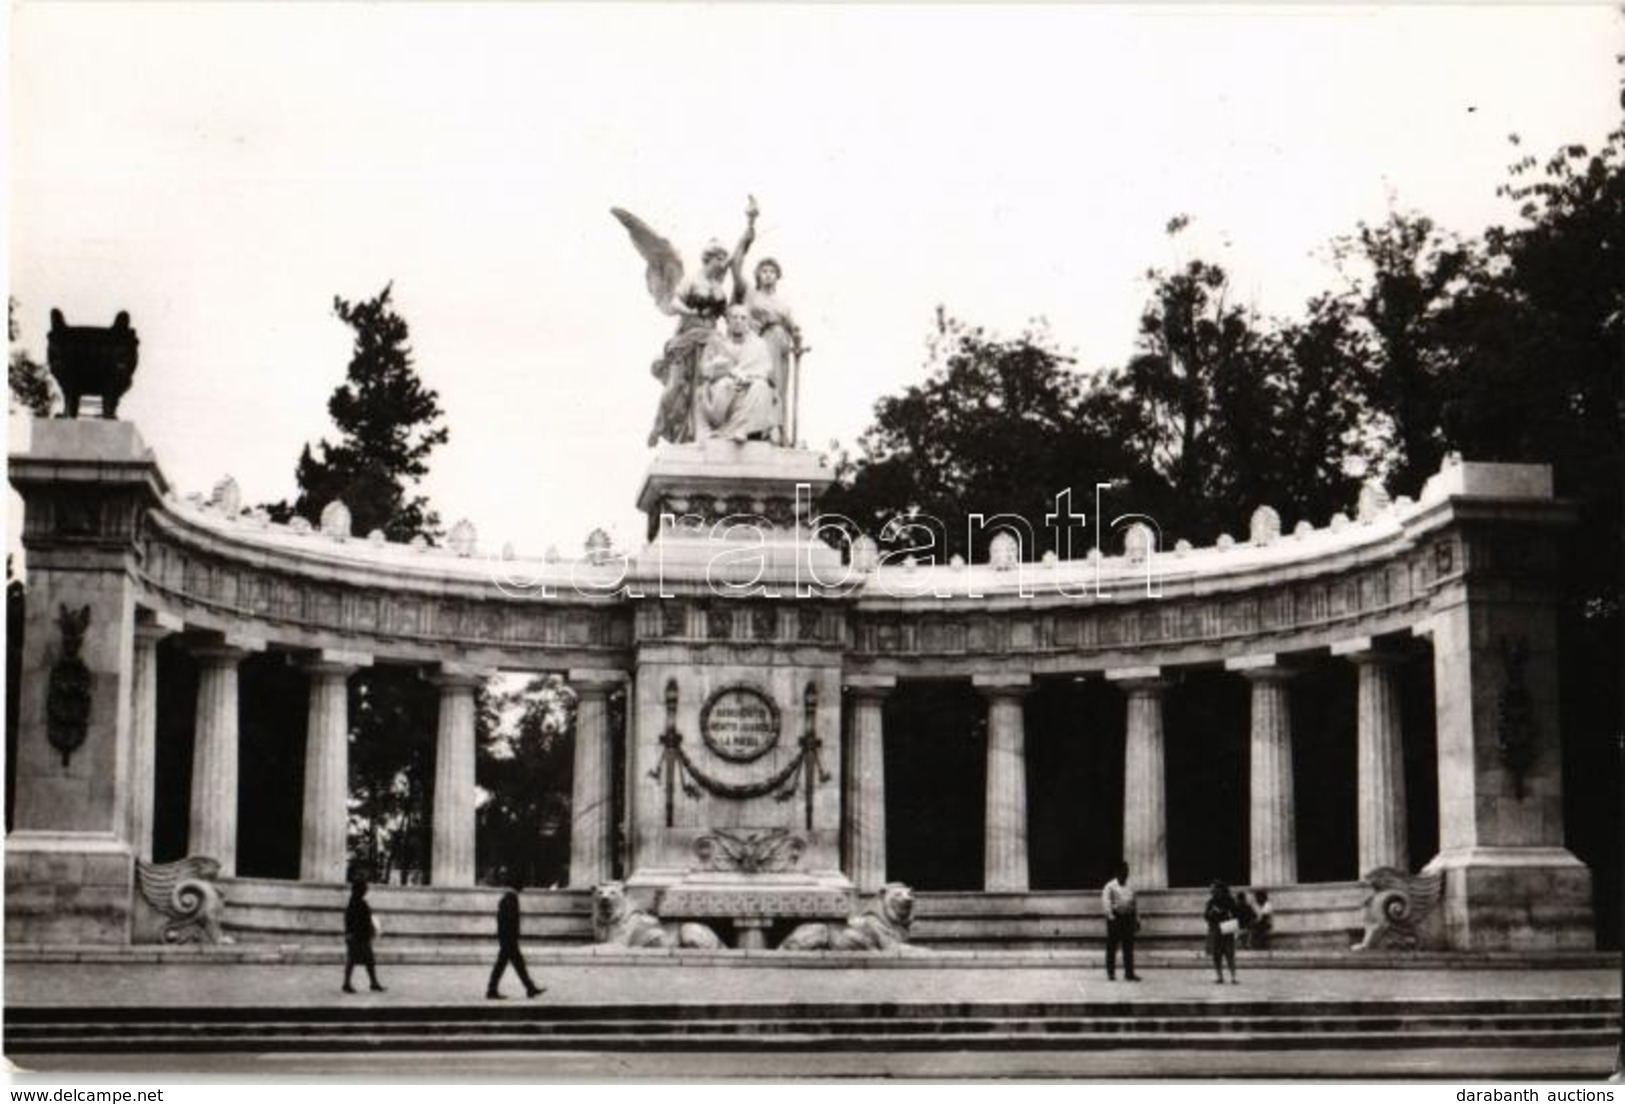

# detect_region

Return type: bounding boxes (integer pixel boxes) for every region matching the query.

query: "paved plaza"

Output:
[5,959,1620,1080]
[5,958,1617,1009]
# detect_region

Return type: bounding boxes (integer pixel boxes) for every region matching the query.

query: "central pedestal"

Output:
[624,442,854,946]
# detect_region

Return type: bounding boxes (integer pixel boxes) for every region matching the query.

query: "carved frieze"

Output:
[661,601,686,639]
[137,532,630,657]
[797,607,821,643]
[845,540,1445,662]
[751,606,777,642]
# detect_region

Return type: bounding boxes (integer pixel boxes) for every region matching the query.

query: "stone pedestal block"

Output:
[1423,847,1594,951]
[4,834,134,944]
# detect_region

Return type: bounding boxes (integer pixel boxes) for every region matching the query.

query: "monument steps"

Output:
[213,881,1373,951]
[9,997,1616,1054]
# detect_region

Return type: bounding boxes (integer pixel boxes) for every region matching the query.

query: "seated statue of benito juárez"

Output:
[697,303,781,445]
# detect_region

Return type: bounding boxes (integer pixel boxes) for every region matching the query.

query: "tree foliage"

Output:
[345,671,437,882]
[262,282,453,882]
[475,676,578,888]
[8,299,54,417]
[1117,252,1367,540]
[835,125,1621,585]
[825,316,1142,560]
[269,283,448,543]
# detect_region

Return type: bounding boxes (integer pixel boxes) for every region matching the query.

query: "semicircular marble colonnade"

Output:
[5,420,1593,952]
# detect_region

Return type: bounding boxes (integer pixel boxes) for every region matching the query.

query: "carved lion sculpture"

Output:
[780,883,918,952]
[1352,866,1444,951]
[134,856,231,944]
[591,882,722,949]
[47,309,139,419]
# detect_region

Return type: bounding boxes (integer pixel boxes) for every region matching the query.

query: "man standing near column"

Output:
[486,884,544,1000]
[1102,860,1141,982]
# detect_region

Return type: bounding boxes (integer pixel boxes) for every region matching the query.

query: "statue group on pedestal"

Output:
[613,197,805,448]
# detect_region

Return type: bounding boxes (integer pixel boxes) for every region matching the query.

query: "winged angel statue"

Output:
[613,197,804,448]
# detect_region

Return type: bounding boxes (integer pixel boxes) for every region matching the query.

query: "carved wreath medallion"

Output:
[700,685,780,763]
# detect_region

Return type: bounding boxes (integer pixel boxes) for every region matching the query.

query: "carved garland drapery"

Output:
[649,679,830,827]
[46,604,93,767]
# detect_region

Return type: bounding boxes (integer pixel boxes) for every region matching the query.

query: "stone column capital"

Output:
[304,649,373,678]
[1226,654,1298,683]
[1333,638,1406,668]
[133,609,184,646]
[973,673,1032,700]
[1106,667,1170,695]
[189,634,265,667]
[568,668,630,697]
[427,662,491,692]
[844,674,897,701]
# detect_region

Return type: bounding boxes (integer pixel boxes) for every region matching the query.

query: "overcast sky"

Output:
[9,4,1621,556]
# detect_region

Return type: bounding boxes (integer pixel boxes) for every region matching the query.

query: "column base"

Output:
[4,832,134,945]
[1422,846,1595,951]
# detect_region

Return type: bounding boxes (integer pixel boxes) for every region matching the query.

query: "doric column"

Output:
[1107,667,1170,888]
[188,636,263,875]
[975,674,1032,892]
[128,612,182,861]
[430,664,485,887]
[1229,655,1298,886]
[568,669,628,888]
[301,651,370,883]
[844,675,895,893]
[1334,639,1409,875]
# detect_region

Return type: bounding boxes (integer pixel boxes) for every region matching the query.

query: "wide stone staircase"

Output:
[8,995,1617,1057]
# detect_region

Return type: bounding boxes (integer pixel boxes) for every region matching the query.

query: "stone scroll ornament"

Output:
[1351,867,1444,952]
[134,857,232,944]
[648,680,830,828]
[45,605,93,767]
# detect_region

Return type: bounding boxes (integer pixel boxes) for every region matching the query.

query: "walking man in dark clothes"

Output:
[487,884,545,1000]
[342,880,386,994]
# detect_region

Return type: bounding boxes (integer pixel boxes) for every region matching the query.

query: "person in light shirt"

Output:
[1101,860,1140,982]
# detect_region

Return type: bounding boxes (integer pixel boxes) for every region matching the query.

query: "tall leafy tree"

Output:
[266,283,451,880]
[1328,212,1480,495]
[1447,127,1624,612]
[825,313,1144,561]
[1114,256,1368,541]
[270,283,448,542]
